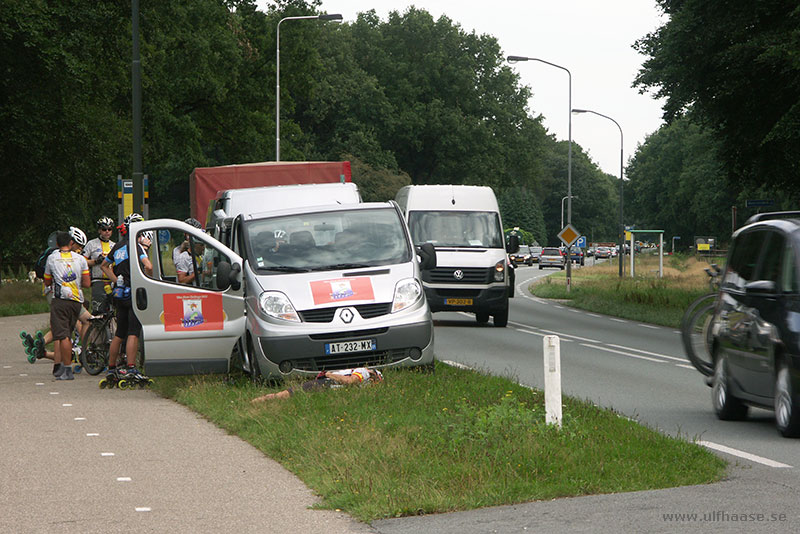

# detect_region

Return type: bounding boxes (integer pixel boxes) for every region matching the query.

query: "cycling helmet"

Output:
[96,216,114,228]
[69,226,87,247]
[184,217,202,229]
[138,230,154,244]
[118,213,144,236]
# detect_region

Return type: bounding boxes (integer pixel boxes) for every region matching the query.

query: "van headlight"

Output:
[494,260,505,281]
[258,291,300,322]
[392,278,422,313]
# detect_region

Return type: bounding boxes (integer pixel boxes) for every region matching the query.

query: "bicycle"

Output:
[80,296,117,375]
[680,263,722,376]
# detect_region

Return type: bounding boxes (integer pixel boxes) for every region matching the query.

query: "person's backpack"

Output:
[34,246,56,279]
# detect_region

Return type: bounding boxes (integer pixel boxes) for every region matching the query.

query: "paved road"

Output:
[0,313,373,534]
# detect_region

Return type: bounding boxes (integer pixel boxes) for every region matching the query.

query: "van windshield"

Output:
[243,207,412,272]
[408,211,504,248]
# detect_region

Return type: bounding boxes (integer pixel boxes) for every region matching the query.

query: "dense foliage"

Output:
[630,0,800,247]
[0,0,620,269]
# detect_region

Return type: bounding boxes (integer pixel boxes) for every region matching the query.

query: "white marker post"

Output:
[543,335,562,427]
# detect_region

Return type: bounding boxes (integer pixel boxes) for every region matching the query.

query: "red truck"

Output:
[189,161,351,224]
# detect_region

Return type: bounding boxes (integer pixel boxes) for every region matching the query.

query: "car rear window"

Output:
[542,248,560,255]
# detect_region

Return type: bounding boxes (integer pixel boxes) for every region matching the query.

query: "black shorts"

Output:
[114,298,141,339]
[50,298,82,340]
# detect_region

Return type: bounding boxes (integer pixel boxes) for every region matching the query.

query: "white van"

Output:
[126,190,436,378]
[395,185,518,327]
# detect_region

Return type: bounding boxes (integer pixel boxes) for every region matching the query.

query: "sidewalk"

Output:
[0,313,374,534]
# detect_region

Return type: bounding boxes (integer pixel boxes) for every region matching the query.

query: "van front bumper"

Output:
[254,319,434,376]
[424,285,508,314]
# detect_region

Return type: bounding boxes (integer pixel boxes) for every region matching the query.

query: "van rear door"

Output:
[128,220,246,376]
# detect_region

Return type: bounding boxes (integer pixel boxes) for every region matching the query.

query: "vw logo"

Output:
[453,270,464,280]
[339,308,354,324]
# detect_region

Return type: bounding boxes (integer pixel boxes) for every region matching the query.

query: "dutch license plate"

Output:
[325,339,376,355]
[445,298,473,306]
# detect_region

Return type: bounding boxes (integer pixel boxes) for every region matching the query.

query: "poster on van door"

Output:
[310,277,375,305]
[161,293,224,331]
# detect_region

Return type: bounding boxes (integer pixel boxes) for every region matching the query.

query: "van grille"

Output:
[431,288,481,298]
[298,303,393,323]
[308,328,388,341]
[426,267,492,284]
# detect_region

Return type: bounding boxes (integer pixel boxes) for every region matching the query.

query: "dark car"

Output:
[509,245,533,266]
[708,211,800,437]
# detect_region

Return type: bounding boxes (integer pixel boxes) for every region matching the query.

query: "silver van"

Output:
[127,198,436,378]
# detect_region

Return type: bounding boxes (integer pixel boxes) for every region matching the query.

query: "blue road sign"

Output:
[745,199,775,208]
[157,229,171,245]
[576,236,587,248]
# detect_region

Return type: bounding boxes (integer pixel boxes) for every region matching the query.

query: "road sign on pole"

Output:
[558,224,580,247]
[575,235,586,248]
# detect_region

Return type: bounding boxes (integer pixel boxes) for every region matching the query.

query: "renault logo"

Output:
[453,270,464,280]
[340,308,354,324]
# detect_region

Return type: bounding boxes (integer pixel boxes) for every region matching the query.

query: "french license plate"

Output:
[445,298,473,306]
[325,339,376,355]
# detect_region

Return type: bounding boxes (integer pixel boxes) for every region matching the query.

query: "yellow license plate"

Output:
[445,298,473,306]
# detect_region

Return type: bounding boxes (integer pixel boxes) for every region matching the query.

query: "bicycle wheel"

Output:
[81,320,110,375]
[681,293,717,376]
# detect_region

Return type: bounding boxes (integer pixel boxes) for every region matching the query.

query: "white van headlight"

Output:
[392,278,422,313]
[258,291,300,322]
[494,260,505,281]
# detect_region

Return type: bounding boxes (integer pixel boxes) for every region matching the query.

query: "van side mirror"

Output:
[216,261,242,291]
[417,243,437,271]
[506,234,520,254]
[744,280,776,295]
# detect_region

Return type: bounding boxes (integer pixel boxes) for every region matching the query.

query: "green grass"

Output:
[150,364,726,521]
[532,256,714,328]
[0,281,50,317]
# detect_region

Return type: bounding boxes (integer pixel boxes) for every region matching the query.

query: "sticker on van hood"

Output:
[310,277,375,305]
[161,293,224,331]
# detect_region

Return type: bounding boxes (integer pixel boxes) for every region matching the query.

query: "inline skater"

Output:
[83,216,116,314]
[100,214,153,388]
[43,229,90,379]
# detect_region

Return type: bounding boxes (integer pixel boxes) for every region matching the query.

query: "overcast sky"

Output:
[265,1,668,177]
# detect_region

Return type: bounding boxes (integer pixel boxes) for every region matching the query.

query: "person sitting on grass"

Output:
[250,367,384,404]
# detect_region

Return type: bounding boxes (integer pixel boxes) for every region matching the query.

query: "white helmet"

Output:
[69,226,87,247]
[139,230,154,244]
[274,229,287,240]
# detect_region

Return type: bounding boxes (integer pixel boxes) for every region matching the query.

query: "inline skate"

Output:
[20,331,45,364]
[117,366,153,389]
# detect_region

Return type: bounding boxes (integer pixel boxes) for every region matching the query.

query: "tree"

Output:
[634,1,800,200]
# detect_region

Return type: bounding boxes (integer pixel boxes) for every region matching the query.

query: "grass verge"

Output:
[150,363,726,522]
[0,281,49,317]
[531,255,717,328]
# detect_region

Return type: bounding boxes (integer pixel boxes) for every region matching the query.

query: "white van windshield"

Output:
[408,211,504,248]
[244,207,412,272]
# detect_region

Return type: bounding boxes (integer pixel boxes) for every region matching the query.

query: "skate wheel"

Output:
[19,331,27,340]
[74,366,82,374]
[98,379,107,389]
[27,354,37,364]
[148,379,154,386]
[118,380,128,390]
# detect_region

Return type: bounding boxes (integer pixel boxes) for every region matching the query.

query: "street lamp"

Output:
[276,13,342,161]
[508,55,574,289]
[572,108,624,278]
[561,195,577,230]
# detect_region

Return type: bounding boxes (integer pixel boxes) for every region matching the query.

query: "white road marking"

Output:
[698,441,792,468]
[135,507,151,512]
[62,403,72,407]
[2,365,11,369]
[539,328,602,344]
[638,324,659,329]
[676,364,696,370]
[101,452,115,456]
[86,433,99,437]
[49,392,59,395]
[553,305,564,309]
[514,328,545,337]
[74,417,86,421]
[117,477,132,482]
[35,383,44,386]
[588,313,601,318]
[441,360,474,371]
[19,373,28,377]
[580,343,666,363]
[605,344,686,363]
[610,318,627,323]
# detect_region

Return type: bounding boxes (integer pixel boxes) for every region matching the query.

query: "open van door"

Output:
[128,219,246,376]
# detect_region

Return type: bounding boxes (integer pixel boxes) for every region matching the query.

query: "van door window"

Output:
[756,232,784,288]
[724,230,767,291]
[148,226,233,290]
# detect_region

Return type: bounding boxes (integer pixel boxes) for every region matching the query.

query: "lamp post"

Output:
[572,108,624,278]
[508,55,573,289]
[561,195,577,230]
[276,13,342,161]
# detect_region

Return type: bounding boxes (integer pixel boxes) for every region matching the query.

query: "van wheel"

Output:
[476,312,490,324]
[538,265,543,270]
[712,354,748,420]
[493,304,509,328]
[248,335,262,383]
[775,361,800,437]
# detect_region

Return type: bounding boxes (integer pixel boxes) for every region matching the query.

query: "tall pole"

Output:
[507,56,573,290]
[276,14,342,162]
[131,0,143,217]
[572,108,624,277]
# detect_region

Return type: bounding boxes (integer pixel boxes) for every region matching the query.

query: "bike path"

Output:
[0,313,373,534]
